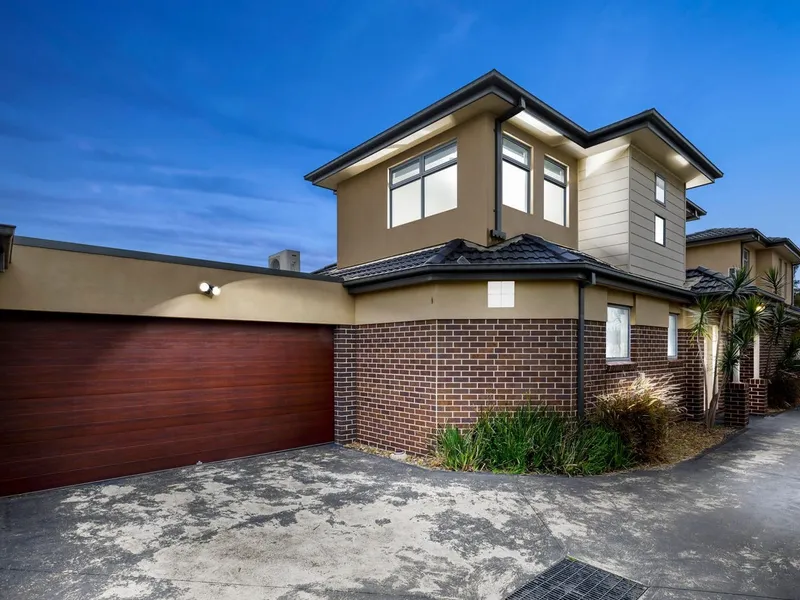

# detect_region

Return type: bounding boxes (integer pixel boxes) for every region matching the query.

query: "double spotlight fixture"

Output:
[198,281,221,298]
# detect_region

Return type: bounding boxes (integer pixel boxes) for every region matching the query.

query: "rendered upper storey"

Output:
[306,70,722,288]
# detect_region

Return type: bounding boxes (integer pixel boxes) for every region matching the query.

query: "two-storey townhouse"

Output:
[685,227,800,415]
[306,70,724,452]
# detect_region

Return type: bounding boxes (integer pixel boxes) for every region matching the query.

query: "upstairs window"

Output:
[742,247,750,274]
[501,136,530,212]
[606,305,631,361]
[389,142,457,227]
[654,214,666,246]
[668,313,679,358]
[543,157,567,226]
[655,174,666,204]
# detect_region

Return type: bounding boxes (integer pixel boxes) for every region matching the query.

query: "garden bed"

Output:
[346,420,739,475]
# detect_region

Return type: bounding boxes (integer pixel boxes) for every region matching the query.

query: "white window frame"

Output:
[501,135,531,213]
[655,174,666,204]
[742,247,750,274]
[606,304,631,361]
[488,281,515,308]
[388,141,457,228]
[543,156,568,226]
[668,313,679,359]
[654,214,666,246]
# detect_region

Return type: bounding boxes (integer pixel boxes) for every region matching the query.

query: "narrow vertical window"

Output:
[654,215,666,246]
[501,136,530,212]
[668,313,678,358]
[655,174,666,204]
[543,157,567,226]
[606,305,631,360]
[742,247,750,274]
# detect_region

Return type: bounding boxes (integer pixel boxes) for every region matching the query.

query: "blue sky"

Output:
[1,1,799,271]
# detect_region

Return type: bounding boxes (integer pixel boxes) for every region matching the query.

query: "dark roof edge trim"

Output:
[344,262,695,303]
[15,237,342,282]
[305,70,723,185]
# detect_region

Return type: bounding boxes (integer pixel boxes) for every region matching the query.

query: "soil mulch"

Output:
[346,420,740,474]
[653,420,738,467]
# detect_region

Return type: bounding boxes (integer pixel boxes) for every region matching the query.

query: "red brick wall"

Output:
[584,322,702,416]
[437,319,577,426]
[336,318,708,453]
[353,321,437,454]
[333,326,357,443]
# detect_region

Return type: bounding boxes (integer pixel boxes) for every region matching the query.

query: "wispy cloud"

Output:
[1,184,337,269]
[78,146,174,167]
[0,116,59,142]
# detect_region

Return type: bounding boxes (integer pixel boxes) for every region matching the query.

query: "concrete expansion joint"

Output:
[513,477,568,559]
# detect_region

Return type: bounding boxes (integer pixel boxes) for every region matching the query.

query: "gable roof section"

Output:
[305,70,723,187]
[687,228,800,261]
[318,234,694,301]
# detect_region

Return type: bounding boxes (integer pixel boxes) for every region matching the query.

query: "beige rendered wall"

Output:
[354,280,581,323]
[499,123,579,248]
[354,279,682,326]
[0,245,354,324]
[686,240,741,274]
[336,114,495,268]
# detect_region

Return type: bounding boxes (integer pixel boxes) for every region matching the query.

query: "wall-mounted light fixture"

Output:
[198,281,221,297]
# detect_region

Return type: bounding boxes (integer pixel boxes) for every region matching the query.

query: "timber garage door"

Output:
[0,311,334,496]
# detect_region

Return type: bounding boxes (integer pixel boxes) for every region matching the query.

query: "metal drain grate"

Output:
[505,558,647,600]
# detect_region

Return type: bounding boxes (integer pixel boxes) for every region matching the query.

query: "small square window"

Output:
[668,313,678,358]
[606,305,630,360]
[488,281,515,308]
[655,175,666,204]
[654,215,666,246]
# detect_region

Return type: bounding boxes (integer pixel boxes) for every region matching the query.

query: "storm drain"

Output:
[505,558,647,600]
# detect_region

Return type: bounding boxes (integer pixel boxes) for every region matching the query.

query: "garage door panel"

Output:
[1,405,334,461]
[2,368,332,401]
[1,390,332,442]
[0,382,329,420]
[0,429,332,497]
[0,409,333,480]
[0,311,334,496]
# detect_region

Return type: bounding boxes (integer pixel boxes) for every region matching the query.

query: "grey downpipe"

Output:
[577,272,596,419]
[491,98,526,239]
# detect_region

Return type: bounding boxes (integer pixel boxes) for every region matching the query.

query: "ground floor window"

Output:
[668,313,678,358]
[606,305,630,360]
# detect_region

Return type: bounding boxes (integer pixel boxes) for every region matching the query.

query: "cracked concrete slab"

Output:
[0,445,562,599]
[1,410,798,600]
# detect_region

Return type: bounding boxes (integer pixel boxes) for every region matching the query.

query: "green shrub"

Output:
[436,405,633,476]
[437,425,484,471]
[591,373,683,463]
[768,371,800,409]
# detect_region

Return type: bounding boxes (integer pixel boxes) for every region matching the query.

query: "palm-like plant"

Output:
[689,267,763,428]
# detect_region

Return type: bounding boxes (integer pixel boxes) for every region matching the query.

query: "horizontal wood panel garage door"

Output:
[0,311,334,495]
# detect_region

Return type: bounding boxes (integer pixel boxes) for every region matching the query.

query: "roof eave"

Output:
[305,71,723,187]
[343,262,695,303]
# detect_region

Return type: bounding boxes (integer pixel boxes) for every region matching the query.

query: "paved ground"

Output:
[1,410,798,600]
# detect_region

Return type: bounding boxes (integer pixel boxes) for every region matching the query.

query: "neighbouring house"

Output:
[2,70,798,495]
[685,228,800,417]
[686,227,800,305]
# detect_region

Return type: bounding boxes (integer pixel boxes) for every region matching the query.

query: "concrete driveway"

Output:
[2,410,798,600]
